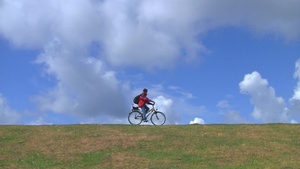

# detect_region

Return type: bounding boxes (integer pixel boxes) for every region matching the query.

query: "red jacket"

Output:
[138,91,151,107]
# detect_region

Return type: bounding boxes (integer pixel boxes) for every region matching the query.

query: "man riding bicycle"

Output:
[138,88,154,122]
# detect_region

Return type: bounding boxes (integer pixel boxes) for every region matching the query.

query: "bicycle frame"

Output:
[144,105,156,119]
[132,104,156,119]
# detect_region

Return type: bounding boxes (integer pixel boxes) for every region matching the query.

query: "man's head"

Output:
[143,88,148,93]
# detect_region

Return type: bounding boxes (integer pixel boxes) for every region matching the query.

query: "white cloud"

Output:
[239,71,288,123]
[0,94,21,124]
[189,117,205,125]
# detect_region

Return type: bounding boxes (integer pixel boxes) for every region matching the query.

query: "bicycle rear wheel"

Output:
[150,111,166,125]
[128,111,143,125]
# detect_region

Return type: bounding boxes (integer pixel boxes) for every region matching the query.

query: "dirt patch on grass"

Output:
[18,125,161,161]
[101,152,141,169]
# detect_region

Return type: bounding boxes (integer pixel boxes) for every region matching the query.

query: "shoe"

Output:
[143,119,148,122]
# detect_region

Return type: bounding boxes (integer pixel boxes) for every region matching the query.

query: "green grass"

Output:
[0,124,299,168]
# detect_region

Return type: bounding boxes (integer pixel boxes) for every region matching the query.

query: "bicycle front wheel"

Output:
[128,111,143,125]
[150,111,166,125]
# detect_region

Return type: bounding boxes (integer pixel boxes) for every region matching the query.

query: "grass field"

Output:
[0,124,299,168]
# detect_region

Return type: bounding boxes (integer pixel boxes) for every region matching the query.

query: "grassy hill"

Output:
[0,124,299,168]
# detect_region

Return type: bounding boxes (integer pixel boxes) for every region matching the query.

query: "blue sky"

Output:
[1,0,300,125]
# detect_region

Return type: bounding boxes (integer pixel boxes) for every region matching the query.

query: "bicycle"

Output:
[128,101,166,125]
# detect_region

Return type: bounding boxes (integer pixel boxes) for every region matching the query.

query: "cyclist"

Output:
[138,88,154,122]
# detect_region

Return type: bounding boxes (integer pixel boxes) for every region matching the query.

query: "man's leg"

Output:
[145,105,149,113]
[141,106,146,120]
